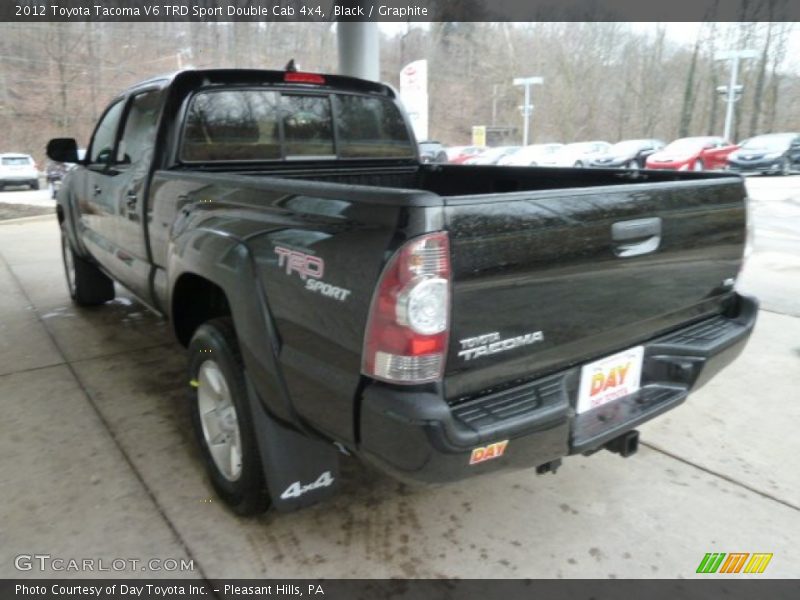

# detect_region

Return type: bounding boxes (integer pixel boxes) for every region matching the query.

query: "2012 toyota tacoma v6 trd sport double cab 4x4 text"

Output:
[48,68,757,515]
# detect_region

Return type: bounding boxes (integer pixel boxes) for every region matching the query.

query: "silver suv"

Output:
[0,153,40,190]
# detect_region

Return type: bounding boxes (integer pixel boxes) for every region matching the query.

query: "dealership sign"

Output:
[399,60,429,141]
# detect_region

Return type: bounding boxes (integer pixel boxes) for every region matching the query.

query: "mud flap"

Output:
[245,376,340,511]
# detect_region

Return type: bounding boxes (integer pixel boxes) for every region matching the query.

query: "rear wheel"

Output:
[30,180,40,190]
[60,226,114,306]
[189,317,269,516]
[780,157,792,176]
[574,161,584,168]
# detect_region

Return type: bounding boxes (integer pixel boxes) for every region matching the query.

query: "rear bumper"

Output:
[358,293,758,483]
[646,162,686,170]
[727,159,783,173]
[0,175,38,183]
[590,158,629,168]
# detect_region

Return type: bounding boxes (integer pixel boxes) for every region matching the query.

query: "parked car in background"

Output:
[447,145,485,164]
[0,153,39,190]
[726,133,800,176]
[464,145,521,165]
[646,137,737,171]
[498,143,564,166]
[418,141,448,164]
[590,139,665,169]
[539,141,611,168]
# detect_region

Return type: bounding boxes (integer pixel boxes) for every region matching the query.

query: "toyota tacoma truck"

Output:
[48,68,757,515]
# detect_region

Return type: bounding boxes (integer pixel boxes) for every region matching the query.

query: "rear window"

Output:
[181,89,414,162]
[282,94,334,157]
[2,156,32,166]
[183,90,282,162]
[334,95,415,158]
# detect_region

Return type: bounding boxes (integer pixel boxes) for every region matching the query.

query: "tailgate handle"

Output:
[612,217,661,257]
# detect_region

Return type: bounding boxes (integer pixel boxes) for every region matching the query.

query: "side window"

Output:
[282,95,334,157]
[89,100,125,165]
[119,89,164,166]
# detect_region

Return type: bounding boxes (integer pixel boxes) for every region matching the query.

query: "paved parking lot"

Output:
[1,177,799,579]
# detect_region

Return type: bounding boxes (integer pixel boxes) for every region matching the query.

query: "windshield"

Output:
[181,90,415,162]
[510,144,562,160]
[476,147,512,160]
[740,134,794,152]
[561,143,596,153]
[610,140,647,154]
[663,138,712,154]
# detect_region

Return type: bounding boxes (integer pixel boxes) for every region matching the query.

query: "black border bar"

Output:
[4,0,800,22]
[3,579,800,600]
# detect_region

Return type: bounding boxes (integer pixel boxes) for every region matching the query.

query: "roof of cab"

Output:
[124,68,395,98]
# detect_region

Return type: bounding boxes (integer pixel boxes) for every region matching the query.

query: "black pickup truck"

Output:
[49,68,757,515]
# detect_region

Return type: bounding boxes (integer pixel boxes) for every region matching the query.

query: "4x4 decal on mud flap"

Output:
[280,471,335,500]
[274,246,351,301]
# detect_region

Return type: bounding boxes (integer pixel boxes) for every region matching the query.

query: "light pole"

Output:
[513,76,543,146]
[714,49,757,141]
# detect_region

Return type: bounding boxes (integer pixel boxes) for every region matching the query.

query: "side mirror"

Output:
[47,138,79,163]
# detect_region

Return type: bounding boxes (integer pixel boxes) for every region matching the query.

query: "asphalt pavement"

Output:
[0,175,798,579]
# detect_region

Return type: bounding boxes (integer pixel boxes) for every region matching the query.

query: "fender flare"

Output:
[167,226,301,430]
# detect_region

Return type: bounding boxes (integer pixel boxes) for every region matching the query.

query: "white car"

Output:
[539,141,611,168]
[0,153,40,190]
[498,143,564,166]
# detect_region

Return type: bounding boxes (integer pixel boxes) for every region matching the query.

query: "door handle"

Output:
[93,185,102,196]
[125,191,138,209]
[612,217,662,258]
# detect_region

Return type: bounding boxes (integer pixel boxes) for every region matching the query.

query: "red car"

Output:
[447,145,485,165]
[645,136,738,171]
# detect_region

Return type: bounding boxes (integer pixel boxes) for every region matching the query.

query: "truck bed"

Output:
[152,164,746,408]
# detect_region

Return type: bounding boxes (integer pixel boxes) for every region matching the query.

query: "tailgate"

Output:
[443,178,747,402]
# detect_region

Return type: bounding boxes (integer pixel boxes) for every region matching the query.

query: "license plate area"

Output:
[576,346,644,414]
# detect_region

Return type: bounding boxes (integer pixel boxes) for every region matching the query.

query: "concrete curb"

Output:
[0,213,57,225]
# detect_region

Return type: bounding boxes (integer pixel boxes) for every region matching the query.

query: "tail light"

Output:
[739,196,754,279]
[362,232,451,384]
[284,72,326,85]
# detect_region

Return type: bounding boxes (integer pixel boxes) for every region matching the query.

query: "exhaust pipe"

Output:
[605,430,639,457]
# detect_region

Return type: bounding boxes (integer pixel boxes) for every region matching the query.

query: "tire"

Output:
[693,160,704,171]
[780,157,792,176]
[60,226,115,306]
[574,161,584,168]
[30,180,40,190]
[189,317,269,516]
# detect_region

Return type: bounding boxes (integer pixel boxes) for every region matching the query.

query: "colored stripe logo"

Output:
[696,553,773,574]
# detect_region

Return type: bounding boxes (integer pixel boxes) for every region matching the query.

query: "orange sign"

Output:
[589,363,632,397]
[469,440,509,465]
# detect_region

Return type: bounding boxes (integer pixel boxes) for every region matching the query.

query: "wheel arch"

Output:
[171,272,232,347]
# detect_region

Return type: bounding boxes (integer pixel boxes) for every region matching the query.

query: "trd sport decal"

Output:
[274,246,351,302]
[469,440,509,465]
